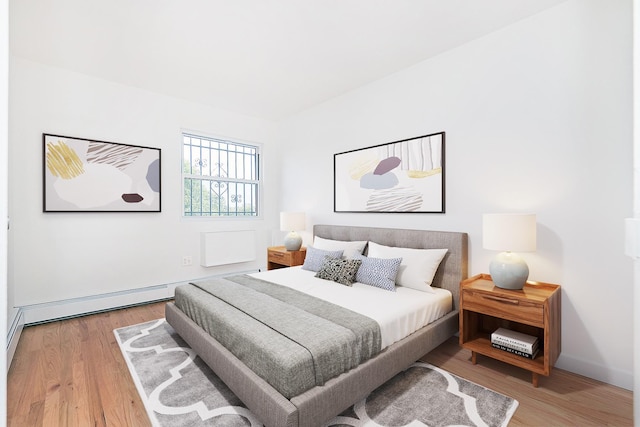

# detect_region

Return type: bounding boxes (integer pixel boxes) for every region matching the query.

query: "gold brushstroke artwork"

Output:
[46,141,84,179]
[407,167,442,179]
[348,151,379,180]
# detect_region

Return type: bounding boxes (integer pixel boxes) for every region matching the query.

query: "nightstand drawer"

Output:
[267,246,306,270]
[268,251,289,264]
[462,289,544,327]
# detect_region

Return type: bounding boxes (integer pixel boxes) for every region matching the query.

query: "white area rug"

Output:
[115,319,518,427]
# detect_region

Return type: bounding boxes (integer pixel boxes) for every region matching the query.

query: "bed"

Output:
[166,224,468,427]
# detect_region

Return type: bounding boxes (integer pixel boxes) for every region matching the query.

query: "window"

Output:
[182,132,260,217]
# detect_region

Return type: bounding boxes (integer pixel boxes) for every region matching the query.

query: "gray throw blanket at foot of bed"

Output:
[174,274,381,398]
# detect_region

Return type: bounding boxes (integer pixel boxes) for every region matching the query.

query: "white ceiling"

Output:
[10,0,567,121]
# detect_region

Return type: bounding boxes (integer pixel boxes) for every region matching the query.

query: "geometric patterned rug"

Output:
[114,319,518,427]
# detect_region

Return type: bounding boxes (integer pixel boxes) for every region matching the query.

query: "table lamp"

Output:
[483,213,536,290]
[280,212,305,251]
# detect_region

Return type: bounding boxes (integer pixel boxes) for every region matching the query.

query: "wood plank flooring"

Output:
[7,301,633,426]
[8,302,165,427]
[420,338,633,426]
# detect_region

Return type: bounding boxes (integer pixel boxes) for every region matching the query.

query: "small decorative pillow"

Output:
[301,246,344,272]
[367,242,448,292]
[312,236,368,259]
[315,256,362,286]
[353,253,402,292]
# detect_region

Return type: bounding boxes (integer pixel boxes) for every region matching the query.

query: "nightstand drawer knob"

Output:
[483,295,520,305]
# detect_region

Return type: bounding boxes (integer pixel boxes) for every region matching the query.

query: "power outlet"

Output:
[182,256,193,266]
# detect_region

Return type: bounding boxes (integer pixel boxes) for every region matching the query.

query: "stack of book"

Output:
[491,327,539,359]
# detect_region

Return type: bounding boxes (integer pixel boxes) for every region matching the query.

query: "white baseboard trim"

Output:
[7,308,24,371]
[556,353,633,391]
[20,283,179,326]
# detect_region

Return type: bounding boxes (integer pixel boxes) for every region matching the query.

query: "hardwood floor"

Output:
[420,339,633,426]
[8,302,166,427]
[7,301,633,426]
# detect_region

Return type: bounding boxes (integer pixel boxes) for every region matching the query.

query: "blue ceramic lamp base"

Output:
[489,251,529,290]
[284,231,302,251]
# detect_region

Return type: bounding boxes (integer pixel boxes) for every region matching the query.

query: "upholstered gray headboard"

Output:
[313,224,468,310]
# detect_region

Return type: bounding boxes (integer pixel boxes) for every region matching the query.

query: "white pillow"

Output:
[367,241,448,292]
[313,236,368,259]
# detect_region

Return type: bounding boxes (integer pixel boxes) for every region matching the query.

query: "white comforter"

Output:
[250,266,452,349]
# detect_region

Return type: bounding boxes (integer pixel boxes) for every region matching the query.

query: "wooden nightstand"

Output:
[459,273,561,387]
[267,246,306,270]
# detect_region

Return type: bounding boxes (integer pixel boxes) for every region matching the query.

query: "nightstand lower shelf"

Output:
[463,336,546,387]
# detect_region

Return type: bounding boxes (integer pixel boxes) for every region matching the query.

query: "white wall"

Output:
[8,58,281,311]
[1,0,9,417]
[632,0,639,421]
[279,0,634,389]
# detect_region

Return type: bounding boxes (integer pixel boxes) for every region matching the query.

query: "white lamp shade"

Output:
[280,212,306,232]
[483,213,536,252]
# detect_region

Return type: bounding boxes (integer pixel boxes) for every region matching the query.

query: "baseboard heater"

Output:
[18,269,260,326]
[20,282,177,326]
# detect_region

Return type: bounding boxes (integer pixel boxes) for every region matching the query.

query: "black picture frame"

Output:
[334,132,445,213]
[43,133,161,212]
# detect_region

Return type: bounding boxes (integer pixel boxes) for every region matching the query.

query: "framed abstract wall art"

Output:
[43,134,161,212]
[334,132,445,213]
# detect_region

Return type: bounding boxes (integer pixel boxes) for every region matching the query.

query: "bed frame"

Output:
[166,224,468,427]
